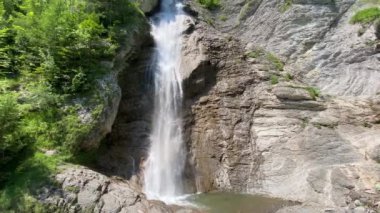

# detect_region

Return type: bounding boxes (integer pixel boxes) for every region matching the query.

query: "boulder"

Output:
[39,166,200,213]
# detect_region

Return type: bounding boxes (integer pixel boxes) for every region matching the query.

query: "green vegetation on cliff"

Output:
[0,0,146,211]
[279,0,293,13]
[198,0,220,10]
[350,7,380,24]
[350,7,380,39]
[245,48,285,71]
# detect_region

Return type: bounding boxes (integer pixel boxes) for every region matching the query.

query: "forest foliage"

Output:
[0,0,145,210]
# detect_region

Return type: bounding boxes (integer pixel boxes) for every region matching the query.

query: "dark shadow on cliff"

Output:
[182,59,218,193]
[92,35,156,180]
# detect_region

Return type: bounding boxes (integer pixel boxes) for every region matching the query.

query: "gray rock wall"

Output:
[181,12,380,210]
[191,0,380,96]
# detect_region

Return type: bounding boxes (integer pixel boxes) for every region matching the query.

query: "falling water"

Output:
[143,0,187,202]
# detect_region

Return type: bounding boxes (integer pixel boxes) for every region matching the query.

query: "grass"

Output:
[245,49,265,58]
[198,0,220,10]
[245,49,285,71]
[350,7,380,24]
[220,15,227,21]
[0,150,67,212]
[306,87,320,100]
[279,0,293,13]
[266,53,284,71]
[359,0,380,4]
[238,0,258,20]
[270,75,279,84]
[205,18,215,26]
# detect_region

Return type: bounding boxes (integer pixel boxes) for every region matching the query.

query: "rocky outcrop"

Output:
[181,13,380,211]
[38,166,199,213]
[79,21,151,151]
[191,0,380,96]
[96,31,155,180]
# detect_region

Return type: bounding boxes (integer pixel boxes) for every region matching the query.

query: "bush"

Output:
[0,93,26,165]
[0,0,144,209]
[198,0,220,10]
[350,7,380,24]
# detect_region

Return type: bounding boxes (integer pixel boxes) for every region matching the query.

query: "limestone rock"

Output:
[181,16,380,211]
[80,19,151,151]
[39,166,199,213]
[190,0,380,96]
[273,86,314,101]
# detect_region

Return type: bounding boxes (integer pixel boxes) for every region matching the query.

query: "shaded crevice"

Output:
[96,34,155,180]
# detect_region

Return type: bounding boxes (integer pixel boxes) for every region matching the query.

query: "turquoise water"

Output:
[187,192,296,213]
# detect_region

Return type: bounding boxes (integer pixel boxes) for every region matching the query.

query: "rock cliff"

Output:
[182,0,380,211]
[206,0,380,96]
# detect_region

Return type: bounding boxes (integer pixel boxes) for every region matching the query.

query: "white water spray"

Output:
[143,0,187,202]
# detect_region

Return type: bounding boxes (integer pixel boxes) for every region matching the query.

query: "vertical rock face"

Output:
[97,35,155,180]
[181,5,380,210]
[195,0,380,96]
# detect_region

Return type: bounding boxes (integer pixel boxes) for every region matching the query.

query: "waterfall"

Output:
[143,0,187,202]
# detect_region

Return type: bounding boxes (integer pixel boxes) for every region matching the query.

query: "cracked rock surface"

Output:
[39,166,200,213]
[181,12,380,211]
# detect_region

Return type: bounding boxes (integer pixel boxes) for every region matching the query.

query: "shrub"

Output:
[350,7,380,24]
[266,53,284,71]
[0,93,26,165]
[198,0,220,10]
